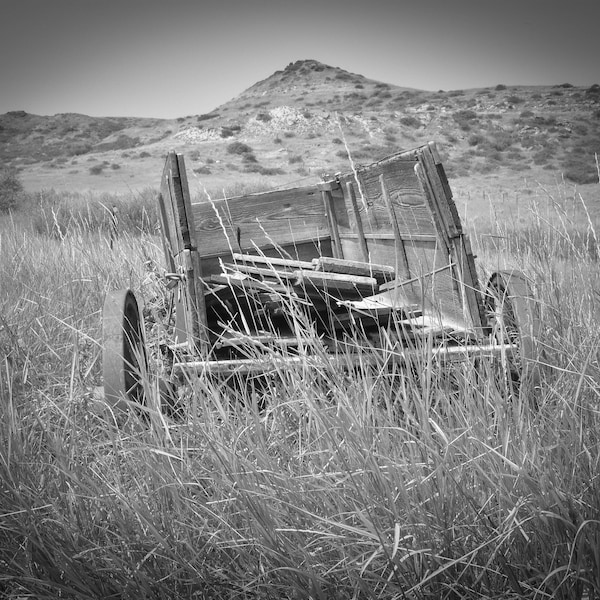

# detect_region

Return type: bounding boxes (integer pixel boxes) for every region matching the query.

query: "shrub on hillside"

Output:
[193,166,211,175]
[94,134,140,152]
[399,116,421,128]
[89,164,104,175]
[197,112,219,121]
[453,109,478,131]
[227,142,253,155]
[241,153,258,164]
[563,155,600,184]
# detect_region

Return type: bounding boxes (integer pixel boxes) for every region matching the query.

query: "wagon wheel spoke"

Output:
[103,289,149,411]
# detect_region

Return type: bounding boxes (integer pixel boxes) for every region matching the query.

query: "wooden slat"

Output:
[199,238,333,279]
[207,274,289,294]
[224,263,298,281]
[312,257,395,282]
[294,269,377,293]
[453,234,486,331]
[159,155,185,256]
[157,192,176,275]
[414,162,451,253]
[427,142,462,234]
[418,145,462,238]
[231,253,314,270]
[379,174,411,279]
[322,189,343,259]
[338,233,439,243]
[345,181,369,262]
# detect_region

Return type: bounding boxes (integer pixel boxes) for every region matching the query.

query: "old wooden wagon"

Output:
[102,142,541,413]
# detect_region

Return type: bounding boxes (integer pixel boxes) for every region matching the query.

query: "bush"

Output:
[453,109,478,131]
[94,134,140,152]
[563,156,599,184]
[227,142,254,155]
[241,153,258,164]
[399,116,421,128]
[468,134,486,147]
[0,170,24,212]
[193,166,211,175]
[89,164,104,175]
[244,164,285,175]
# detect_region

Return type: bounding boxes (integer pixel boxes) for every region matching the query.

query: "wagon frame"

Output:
[102,142,542,412]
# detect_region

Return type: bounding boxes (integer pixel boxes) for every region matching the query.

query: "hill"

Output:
[1,59,599,221]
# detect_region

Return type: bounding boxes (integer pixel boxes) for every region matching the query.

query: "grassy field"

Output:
[1,176,599,599]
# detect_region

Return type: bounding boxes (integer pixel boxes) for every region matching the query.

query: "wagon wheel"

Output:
[103,289,149,412]
[485,271,542,388]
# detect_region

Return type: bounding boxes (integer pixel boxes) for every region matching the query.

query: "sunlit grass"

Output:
[1,179,599,599]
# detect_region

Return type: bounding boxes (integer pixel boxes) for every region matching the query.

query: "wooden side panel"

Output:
[191,185,332,275]
[331,145,484,332]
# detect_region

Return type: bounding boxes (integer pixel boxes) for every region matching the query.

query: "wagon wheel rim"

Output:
[103,289,148,410]
[485,271,541,387]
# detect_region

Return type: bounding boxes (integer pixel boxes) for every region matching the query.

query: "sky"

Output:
[1,0,598,119]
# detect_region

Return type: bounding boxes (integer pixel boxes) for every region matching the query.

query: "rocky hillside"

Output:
[2,59,599,202]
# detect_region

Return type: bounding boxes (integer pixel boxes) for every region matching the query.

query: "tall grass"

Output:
[1,181,599,599]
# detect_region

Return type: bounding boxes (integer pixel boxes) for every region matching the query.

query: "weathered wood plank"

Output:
[322,189,343,259]
[231,253,314,270]
[207,274,289,294]
[312,257,395,282]
[452,234,486,331]
[224,263,298,281]
[379,174,411,279]
[418,145,462,238]
[157,192,176,275]
[159,153,185,256]
[294,269,378,293]
[338,232,439,243]
[199,238,333,278]
[345,181,369,262]
[192,185,330,259]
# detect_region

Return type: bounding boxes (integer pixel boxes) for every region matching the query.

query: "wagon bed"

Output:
[103,142,541,410]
